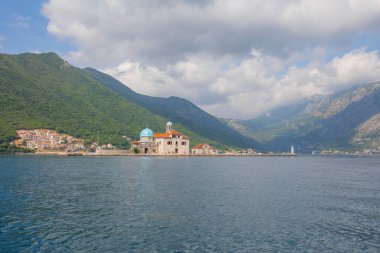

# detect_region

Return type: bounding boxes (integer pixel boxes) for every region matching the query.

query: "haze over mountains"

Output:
[225,82,380,152]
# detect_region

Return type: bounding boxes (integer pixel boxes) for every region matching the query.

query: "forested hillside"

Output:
[84,67,261,149]
[0,52,219,148]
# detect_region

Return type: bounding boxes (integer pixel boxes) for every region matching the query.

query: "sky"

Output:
[2,0,380,119]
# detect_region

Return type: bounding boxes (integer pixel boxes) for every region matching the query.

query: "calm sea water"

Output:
[0,155,379,252]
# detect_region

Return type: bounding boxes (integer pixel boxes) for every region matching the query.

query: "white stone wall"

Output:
[138,142,157,154]
[192,149,202,155]
[140,136,153,142]
[192,145,218,155]
[156,137,189,154]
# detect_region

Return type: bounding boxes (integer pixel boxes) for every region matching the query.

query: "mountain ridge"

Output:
[225,81,380,152]
[0,52,224,149]
[83,67,261,149]
[0,52,261,151]
[3,51,378,153]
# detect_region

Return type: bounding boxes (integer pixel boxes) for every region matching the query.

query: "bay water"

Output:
[1,156,379,252]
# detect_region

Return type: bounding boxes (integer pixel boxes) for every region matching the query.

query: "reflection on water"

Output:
[1,156,380,252]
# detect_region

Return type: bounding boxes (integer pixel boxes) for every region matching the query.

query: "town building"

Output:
[154,122,190,154]
[13,129,84,152]
[131,121,190,155]
[192,143,218,155]
[131,128,157,154]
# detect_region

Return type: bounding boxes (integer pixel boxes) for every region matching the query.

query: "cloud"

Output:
[107,49,380,118]
[42,0,380,66]
[41,0,380,118]
[10,14,30,29]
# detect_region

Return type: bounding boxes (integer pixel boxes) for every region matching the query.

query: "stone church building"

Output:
[131,122,190,155]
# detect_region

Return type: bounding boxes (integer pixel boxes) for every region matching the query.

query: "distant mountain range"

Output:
[224,82,380,152]
[2,52,379,153]
[0,52,259,150]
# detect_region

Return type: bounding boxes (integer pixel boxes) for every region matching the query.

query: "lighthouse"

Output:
[290,145,295,155]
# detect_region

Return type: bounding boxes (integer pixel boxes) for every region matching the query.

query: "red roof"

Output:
[154,130,189,139]
[192,144,215,149]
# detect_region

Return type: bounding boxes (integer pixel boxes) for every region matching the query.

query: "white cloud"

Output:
[218,49,380,118]
[42,0,380,66]
[41,0,380,118]
[107,49,380,118]
[10,14,30,29]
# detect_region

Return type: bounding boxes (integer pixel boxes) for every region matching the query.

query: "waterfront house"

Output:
[192,143,218,155]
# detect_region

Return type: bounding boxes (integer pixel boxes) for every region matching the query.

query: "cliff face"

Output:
[353,114,380,148]
[297,84,380,150]
[225,82,380,152]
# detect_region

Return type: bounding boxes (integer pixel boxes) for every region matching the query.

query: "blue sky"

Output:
[2,0,380,119]
[0,0,72,54]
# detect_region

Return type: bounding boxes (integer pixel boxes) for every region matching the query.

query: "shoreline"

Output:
[83,154,298,157]
[3,152,379,157]
[8,151,298,157]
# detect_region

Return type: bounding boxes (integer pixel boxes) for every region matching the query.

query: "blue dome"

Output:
[140,128,153,137]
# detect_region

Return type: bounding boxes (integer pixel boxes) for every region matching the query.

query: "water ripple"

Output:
[1,156,380,252]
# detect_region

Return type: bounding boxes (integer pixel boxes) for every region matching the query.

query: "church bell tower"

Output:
[166,121,173,133]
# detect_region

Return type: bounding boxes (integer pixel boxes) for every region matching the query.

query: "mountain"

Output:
[0,52,223,148]
[83,67,261,149]
[4,52,378,153]
[0,52,261,151]
[225,82,380,152]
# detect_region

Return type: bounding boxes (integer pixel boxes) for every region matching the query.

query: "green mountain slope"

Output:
[83,67,261,149]
[0,52,218,148]
[225,82,380,152]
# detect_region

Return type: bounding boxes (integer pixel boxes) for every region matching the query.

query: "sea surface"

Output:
[0,155,379,252]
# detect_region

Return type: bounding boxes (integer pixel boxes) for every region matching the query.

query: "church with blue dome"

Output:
[140,128,154,139]
[131,122,190,155]
[130,128,157,154]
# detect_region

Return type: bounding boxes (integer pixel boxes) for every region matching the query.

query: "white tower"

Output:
[291,145,295,154]
[166,121,173,133]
